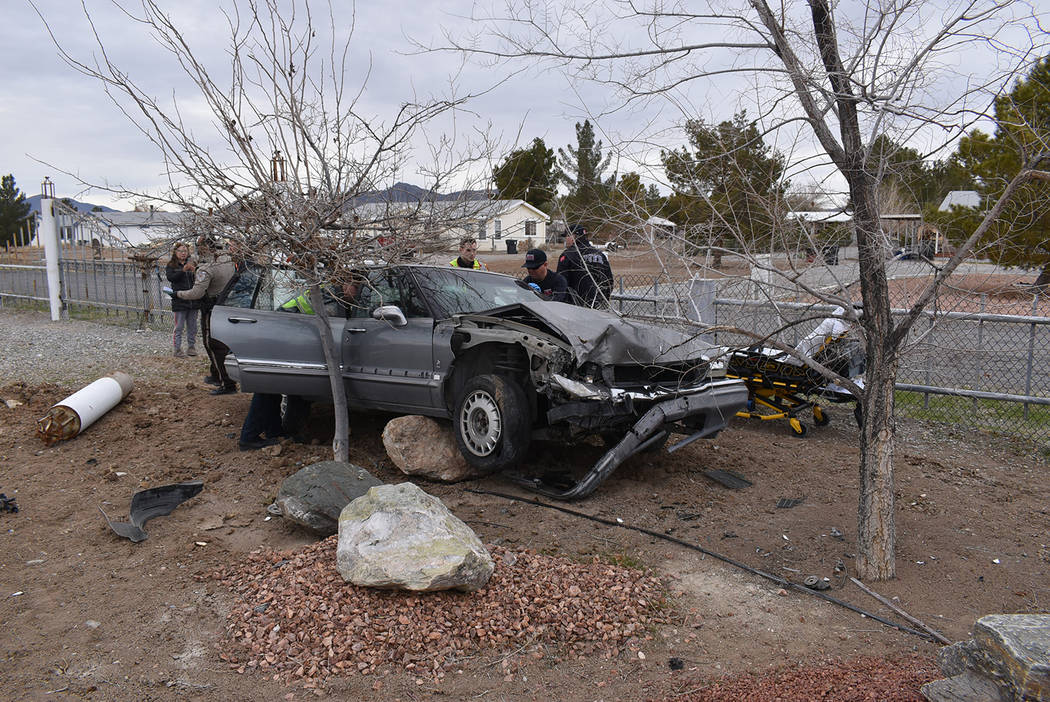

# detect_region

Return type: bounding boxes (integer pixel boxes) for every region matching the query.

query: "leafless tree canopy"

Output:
[438,0,1050,579]
[34,0,504,463]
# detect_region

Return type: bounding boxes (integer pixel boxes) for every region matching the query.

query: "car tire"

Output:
[453,374,531,472]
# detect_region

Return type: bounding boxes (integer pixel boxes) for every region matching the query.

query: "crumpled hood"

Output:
[490,301,715,366]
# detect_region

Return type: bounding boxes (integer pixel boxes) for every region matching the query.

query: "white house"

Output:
[31,208,189,249]
[348,198,549,254]
[94,210,190,247]
[466,200,549,253]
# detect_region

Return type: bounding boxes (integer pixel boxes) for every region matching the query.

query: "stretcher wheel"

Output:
[789,417,807,437]
[813,406,830,426]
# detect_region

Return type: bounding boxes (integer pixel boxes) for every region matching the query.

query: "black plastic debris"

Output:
[99,480,203,542]
[776,497,805,509]
[803,575,831,591]
[668,657,685,671]
[702,469,752,490]
[0,493,18,514]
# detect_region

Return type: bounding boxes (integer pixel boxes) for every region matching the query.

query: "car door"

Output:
[211,265,346,399]
[341,268,441,414]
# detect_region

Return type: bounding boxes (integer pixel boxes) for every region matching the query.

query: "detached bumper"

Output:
[513,379,748,500]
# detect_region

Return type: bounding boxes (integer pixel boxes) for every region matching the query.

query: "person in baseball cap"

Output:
[520,248,569,302]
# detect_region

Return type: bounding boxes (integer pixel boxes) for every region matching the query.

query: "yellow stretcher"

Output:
[725,331,864,437]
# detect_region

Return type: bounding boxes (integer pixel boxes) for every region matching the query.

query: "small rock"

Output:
[85,620,101,629]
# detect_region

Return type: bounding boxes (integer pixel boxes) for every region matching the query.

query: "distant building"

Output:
[939,190,981,210]
[644,216,676,239]
[31,207,189,249]
[95,210,189,247]
[348,198,549,254]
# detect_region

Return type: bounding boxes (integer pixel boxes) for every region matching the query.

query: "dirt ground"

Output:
[2,342,1048,700]
[1,259,1047,700]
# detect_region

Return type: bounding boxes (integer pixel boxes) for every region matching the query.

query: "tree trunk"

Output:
[806,0,899,580]
[856,351,897,580]
[308,285,350,463]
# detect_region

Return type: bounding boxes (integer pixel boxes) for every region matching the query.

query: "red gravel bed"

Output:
[664,654,938,701]
[209,538,667,686]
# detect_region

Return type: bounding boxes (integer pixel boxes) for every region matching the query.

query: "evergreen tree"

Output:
[930,55,1050,286]
[493,138,557,211]
[660,112,788,257]
[0,175,32,248]
[557,120,614,229]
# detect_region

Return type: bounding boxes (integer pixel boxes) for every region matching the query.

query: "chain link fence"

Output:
[0,243,172,329]
[610,271,1050,444]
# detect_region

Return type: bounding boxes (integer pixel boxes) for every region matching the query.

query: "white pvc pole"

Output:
[38,197,62,321]
[37,372,134,444]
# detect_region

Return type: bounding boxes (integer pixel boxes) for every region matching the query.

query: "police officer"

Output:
[521,249,569,302]
[557,225,613,308]
[449,237,487,270]
[172,237,237,395]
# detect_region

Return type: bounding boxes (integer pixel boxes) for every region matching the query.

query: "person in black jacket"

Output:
[556,225,613,308]
[165,242,200,357]
[521,249,570,302]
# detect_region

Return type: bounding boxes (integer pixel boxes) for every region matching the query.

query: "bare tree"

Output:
[35,0,496,462]
[442,0,1050,579]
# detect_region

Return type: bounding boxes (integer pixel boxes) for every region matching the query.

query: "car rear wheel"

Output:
[454,374,531,471]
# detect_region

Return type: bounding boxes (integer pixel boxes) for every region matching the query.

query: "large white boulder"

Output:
[335,482,494,592]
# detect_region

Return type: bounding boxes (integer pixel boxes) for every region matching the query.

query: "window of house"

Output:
[477,220,487,240]
[494,219,502,239]
[524,220,536,238]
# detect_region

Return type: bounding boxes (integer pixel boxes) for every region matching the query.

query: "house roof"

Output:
[97,211,189,227]
[939,190,980,210]
[646,215,676,227]
[787,210,853,223]
[348,198,549,224]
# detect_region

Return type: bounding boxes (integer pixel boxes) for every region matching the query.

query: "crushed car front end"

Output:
[450,302,748,499]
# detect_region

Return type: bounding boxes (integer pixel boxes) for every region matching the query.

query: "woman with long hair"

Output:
[165,242,200,357]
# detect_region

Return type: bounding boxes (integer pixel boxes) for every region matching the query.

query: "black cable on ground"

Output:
[466,487,936,644]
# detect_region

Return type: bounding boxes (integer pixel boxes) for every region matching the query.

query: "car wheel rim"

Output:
[460,390,502,457]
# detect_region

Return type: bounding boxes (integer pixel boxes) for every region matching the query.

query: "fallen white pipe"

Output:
[37,372,134,445]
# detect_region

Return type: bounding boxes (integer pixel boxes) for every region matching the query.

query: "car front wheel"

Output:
[454,374,531,472]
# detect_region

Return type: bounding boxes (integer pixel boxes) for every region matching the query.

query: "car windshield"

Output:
[409,267,541,318]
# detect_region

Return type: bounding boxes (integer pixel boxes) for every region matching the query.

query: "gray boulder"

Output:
[382,415,484,482]
[271,461,383,535]
[923,614,1050,702]
[335,482,494,592]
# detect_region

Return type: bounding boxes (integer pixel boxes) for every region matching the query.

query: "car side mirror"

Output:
[372,305,407,327]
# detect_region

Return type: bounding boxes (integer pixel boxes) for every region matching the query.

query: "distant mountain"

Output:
[26,195,117,216]
[350,182,492,206]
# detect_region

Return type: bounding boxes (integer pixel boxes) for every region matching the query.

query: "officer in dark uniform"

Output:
[557,225,613,308]
[521,249,569,302]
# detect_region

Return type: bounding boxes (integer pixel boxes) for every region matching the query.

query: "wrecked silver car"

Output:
[211,265,747,499]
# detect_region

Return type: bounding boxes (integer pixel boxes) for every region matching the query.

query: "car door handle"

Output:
[228,317,257,323]
[345,327,368,333]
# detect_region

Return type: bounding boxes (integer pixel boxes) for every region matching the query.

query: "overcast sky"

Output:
[2,1,1046,211]
[2,0,662,210]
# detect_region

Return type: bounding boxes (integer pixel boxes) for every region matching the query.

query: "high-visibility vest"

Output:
[449,257,486,270]
[280,293,314,314]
